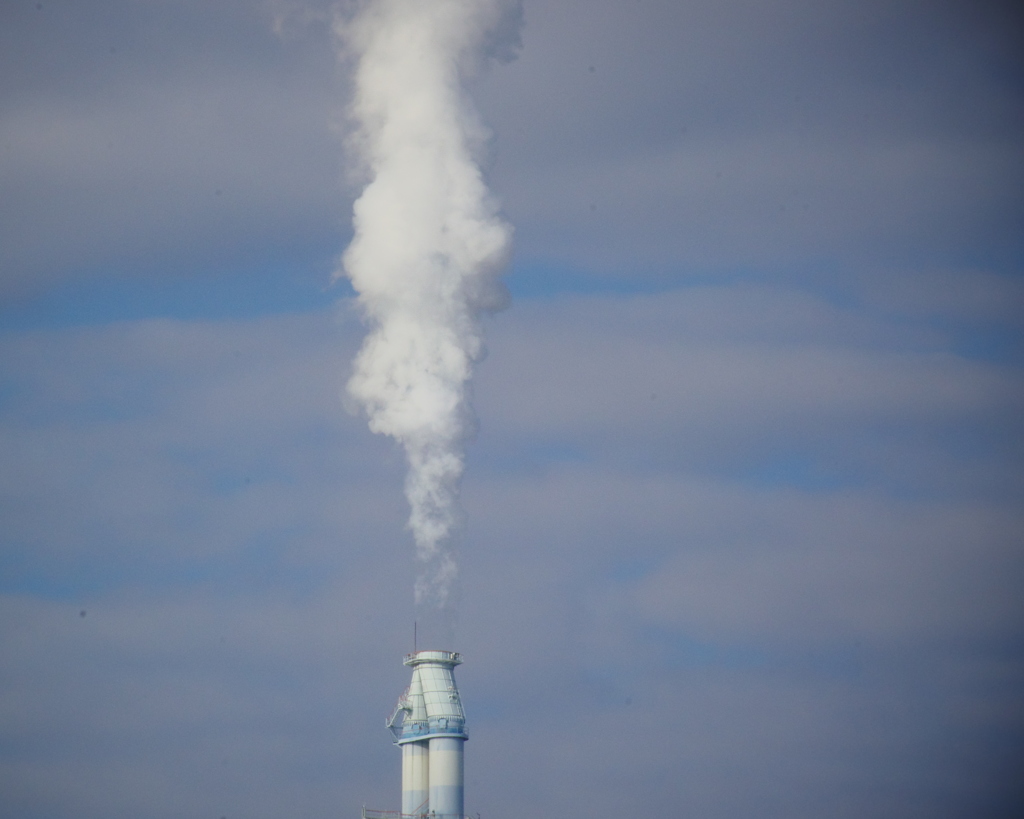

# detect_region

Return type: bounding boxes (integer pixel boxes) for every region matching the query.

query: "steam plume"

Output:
[335,0,512,608]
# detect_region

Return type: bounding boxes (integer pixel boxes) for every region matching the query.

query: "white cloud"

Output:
[0,1,343,295]
[474,290,1024,498]
[473,0,1024,275]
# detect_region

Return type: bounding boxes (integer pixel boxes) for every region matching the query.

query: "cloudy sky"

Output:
[2,1,1023,817]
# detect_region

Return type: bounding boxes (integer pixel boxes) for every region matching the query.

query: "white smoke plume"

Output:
[335,0,514,608]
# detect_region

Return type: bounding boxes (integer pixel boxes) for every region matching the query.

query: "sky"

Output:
[1,1,1023,818]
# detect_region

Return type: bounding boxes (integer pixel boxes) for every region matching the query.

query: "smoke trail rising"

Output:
[335,0,513,608]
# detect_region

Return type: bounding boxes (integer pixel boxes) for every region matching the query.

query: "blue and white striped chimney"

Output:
[387,650,467,819]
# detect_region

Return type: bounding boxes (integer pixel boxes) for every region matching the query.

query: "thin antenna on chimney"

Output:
[413,621,417,654]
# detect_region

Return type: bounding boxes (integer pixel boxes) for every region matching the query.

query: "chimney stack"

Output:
[384,650,467,819]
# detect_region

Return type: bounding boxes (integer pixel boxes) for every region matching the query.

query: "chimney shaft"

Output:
[387,650,467,818]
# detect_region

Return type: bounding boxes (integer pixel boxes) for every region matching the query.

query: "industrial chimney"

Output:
[364,650,468,819]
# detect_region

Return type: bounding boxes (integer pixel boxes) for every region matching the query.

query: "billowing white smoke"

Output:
[335,0,512,608]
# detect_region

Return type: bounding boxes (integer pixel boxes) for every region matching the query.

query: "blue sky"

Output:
[1,1,1022,818]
